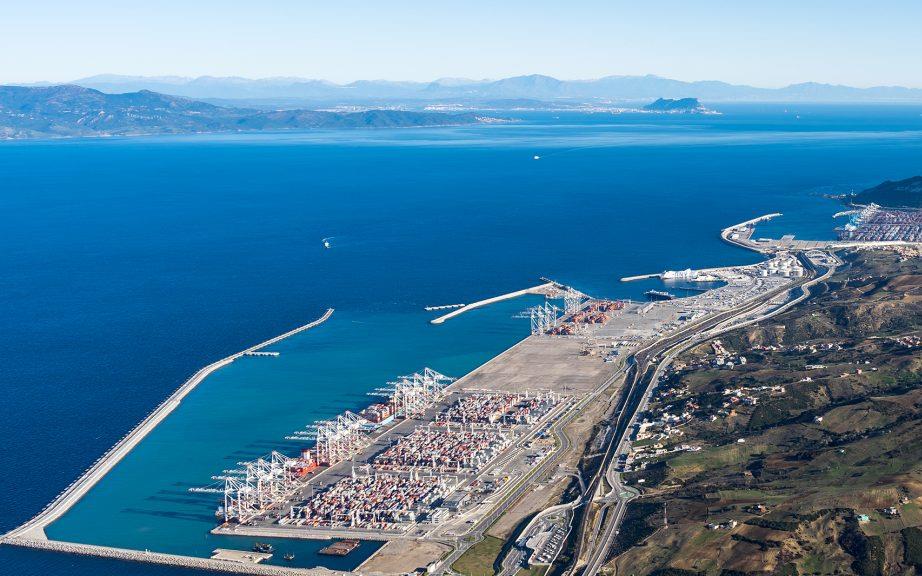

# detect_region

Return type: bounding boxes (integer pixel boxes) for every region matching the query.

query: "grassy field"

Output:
[451,535,505,576]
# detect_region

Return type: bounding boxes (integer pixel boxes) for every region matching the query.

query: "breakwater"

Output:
[429,283,553,324]
[2,308,334,544]
[719,212,783,252]
[5,538,348,576]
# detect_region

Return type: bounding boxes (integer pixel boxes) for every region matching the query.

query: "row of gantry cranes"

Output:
[531,287,586,335]
[190,367,455,524]
[289,367,455,465]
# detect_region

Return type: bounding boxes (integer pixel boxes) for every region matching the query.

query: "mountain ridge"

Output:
[850,176,922,209]
[0,85,486,139]
[36,73,922,103]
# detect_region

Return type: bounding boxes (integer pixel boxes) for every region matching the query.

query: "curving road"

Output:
[576,255,837,576]
[435,361,630,575]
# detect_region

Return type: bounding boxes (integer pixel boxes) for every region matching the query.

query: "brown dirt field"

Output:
[358,540,450,575]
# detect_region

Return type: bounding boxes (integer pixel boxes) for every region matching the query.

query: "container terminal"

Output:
[200,230,838,574]
[5,213,917,576]
[835,203,922,242]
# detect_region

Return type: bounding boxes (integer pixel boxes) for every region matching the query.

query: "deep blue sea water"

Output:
[2,104,922,575]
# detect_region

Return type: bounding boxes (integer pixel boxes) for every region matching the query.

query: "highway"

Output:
[433,360,631,575]
[498,490,585,576]
[574,256,838,576]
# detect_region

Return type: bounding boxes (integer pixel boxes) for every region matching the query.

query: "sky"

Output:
[2,0,921,87]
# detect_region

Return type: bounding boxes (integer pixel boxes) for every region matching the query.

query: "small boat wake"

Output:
[321,237,334,249]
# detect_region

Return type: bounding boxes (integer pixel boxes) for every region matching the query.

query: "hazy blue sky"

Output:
[3,0,921,87]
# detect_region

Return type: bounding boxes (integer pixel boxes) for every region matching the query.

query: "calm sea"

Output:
[2,104,921,575]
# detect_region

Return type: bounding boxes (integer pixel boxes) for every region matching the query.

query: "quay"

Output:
[429,282,555,324]
[1,308,334,546]
[212,548,274,564]
[621,265,730,283]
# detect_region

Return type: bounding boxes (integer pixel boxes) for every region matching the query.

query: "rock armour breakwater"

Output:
[2,309,334,547]
[5,538,349,576]
[429,283,554,324]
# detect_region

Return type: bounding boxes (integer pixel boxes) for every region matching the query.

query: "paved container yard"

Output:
[457,337,610,394]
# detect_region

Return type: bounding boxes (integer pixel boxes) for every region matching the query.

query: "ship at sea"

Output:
[645,289,676,301]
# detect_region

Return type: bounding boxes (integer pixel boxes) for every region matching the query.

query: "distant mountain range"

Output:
[36,74,922,105]
[0,85,485,139]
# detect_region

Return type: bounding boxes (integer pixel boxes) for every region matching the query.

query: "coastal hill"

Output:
[642,97,710,113]
[610,250,922,576]
[0,85,484,139]
[55,73,922,105]
[851,176,922,209]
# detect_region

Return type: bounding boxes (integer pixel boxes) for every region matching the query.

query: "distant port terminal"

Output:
[3,210,920,575]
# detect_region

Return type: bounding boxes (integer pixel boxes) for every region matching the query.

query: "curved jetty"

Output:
[719,213,783,252]
[2,309,334,547]
[430,283,554,324]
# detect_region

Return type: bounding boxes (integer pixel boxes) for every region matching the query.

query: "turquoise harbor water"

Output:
[44,300,547,570]
[2,104,922,575]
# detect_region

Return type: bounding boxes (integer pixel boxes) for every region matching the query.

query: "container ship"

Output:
[288,449,319,477]
[358,403,395,429]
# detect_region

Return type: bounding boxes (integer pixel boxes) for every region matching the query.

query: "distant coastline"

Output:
[0,84,734,141]
[0,85,498,140]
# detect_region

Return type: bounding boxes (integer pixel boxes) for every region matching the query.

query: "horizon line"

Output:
[6,73,922,92]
